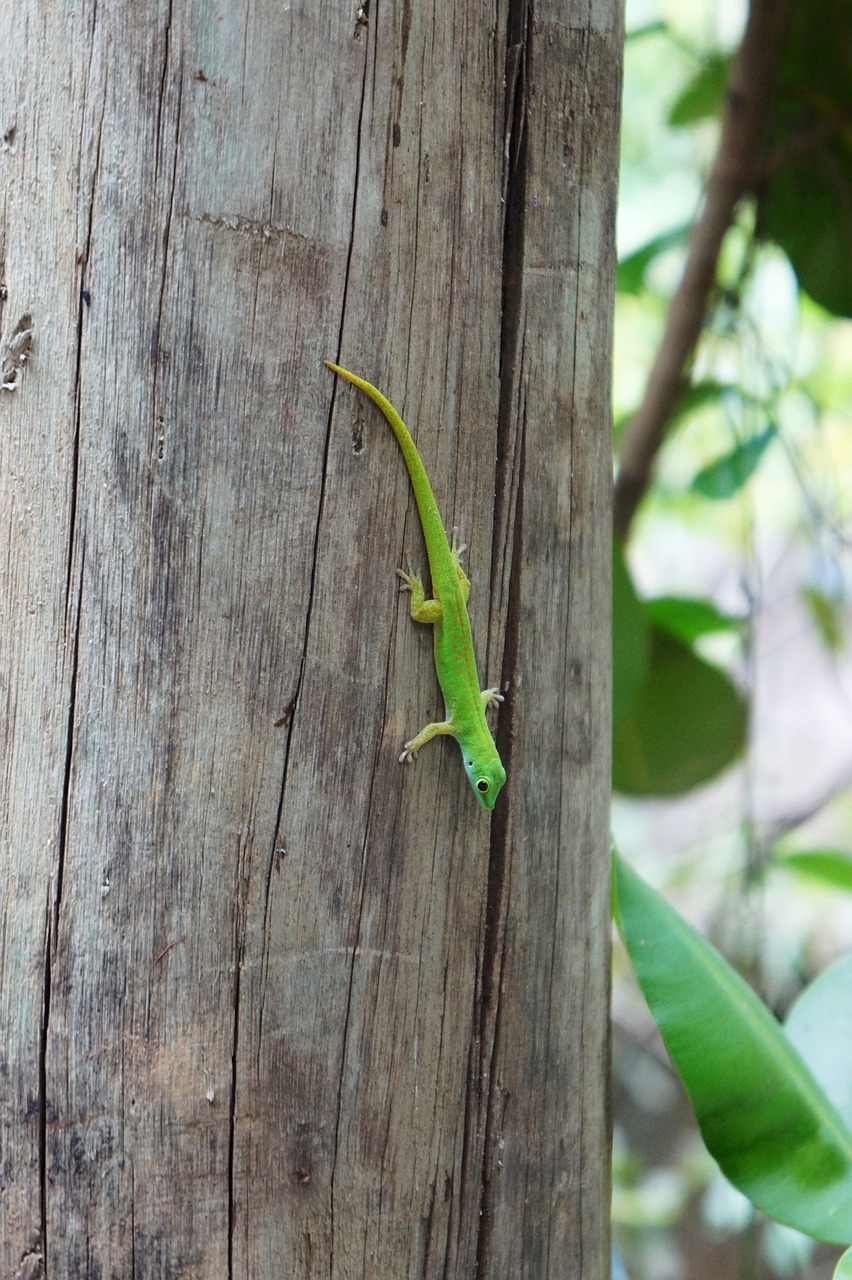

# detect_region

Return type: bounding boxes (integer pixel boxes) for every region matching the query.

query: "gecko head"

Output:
[464,752,507,812]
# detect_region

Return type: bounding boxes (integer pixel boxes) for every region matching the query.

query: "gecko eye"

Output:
[477,779,489,793]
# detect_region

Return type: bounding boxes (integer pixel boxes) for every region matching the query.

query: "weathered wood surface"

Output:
[0,0,620,1275]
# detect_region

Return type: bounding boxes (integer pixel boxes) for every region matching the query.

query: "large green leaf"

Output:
[612,541,650,730]
[835,1247,852,1278]
[612,627,746,795]
[614,855,852,1244]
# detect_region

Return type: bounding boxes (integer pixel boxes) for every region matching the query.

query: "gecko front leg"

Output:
[399,715,456,763]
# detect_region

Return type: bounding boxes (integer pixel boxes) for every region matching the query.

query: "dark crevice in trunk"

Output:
[476,3,532,1276]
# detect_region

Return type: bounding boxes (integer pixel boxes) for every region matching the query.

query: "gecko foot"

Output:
[395,564,420,593]
[450,526,467,562]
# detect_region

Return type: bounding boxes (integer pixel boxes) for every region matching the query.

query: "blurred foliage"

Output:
[689,424,776,499]
[668,51,732,128]
[612,1,852,1277]
[613,610,747,796]
[774,850,852,894]
[761,0,852,317]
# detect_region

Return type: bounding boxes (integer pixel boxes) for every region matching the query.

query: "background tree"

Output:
[0,0,621,1274]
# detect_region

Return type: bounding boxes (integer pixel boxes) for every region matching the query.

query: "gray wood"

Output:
[0,0,621,1274]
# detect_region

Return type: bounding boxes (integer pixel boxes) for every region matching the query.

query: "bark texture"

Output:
[0,0,620,1274]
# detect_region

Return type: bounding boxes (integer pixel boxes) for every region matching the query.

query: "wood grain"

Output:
[0,0,621,1274]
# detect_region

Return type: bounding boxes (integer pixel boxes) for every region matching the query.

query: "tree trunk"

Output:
[0,0,620,1275]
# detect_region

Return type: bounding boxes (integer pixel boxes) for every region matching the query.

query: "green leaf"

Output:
[835,1247,852,1279]
[668,52,732,127]
[691,426,776,499]
[785,952,852,1130]
[614,854,852,1245]
[646,595,744,645]
[625,19,668,42]
[762,0,852,317]
[670,379,736,426]
[612,627,746,795]
[613,381,733,445]
[802,586,846,653]
[612,541,650,730]
[775,850,852,892]
[763,149,852,318]
[617,223,690,294]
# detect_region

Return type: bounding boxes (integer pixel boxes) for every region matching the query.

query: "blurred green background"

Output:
[611,0,852,1275]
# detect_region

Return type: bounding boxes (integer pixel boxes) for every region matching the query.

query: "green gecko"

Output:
[326,361,507,811]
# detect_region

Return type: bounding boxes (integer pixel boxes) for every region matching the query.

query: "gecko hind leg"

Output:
[450,527,468,562]
[395,565,442,623]
[450,527,471,601]
[481,687,504,711]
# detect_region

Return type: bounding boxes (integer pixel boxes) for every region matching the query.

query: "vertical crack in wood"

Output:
[38,892,51,1272]
[67,84,103,616]
[227,924,242,1280]
[329,838,372,1275]
[329,21,369,371]
[42,534,86,1274]
[150,37,182,396]
[130,1163,137,1278]
[476,406,524,1280]
[329,958,353,1277]
[38,58,106,1266]
[305,35,370,1274]
[475,1,532,1275]
[268,0,371,861]
[153,0,175,182]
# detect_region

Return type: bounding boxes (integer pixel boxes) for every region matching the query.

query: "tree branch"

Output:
[613,0,791,541]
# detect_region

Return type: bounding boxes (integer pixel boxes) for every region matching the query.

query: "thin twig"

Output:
[154,937,184,965]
